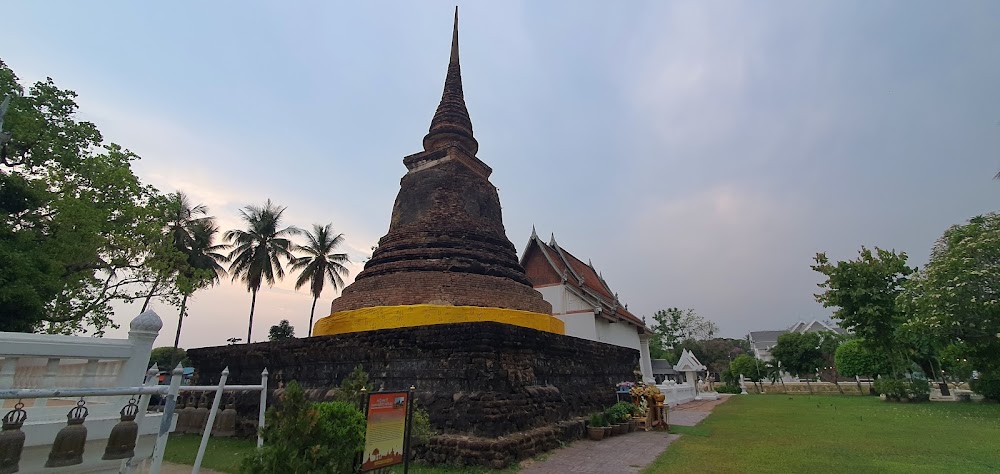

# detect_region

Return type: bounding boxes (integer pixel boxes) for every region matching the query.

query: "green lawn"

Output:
[164,434,257,473]
[645,395,1000,473]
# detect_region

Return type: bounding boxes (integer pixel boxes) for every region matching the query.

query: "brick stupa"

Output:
[187,10,638,468]
[313,10,560,336]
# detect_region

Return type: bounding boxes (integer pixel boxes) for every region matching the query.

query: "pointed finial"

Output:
[450,6,460,65]
[531,225,537,238]
[423,7,478,154]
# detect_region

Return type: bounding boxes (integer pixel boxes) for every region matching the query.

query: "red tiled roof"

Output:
[521,233,647,330]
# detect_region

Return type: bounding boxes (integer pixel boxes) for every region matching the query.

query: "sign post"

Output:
[360,387,414,472]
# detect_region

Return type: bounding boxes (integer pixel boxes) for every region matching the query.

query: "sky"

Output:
[2,1,998,348]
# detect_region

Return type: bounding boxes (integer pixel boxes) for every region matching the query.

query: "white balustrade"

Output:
[656,381,698,406]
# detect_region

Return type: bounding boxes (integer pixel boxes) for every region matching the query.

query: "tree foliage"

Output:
[225,199,299,343]
[148,347,186,370]
[648,307,720,360]
[898,214,1000,380]
[771,332,824,379]
[834,339,889,378]
[0,59,168,335]
[290,223,349,337]
[335,365,372,410]
[268,319,295,341]
[812,247,913,376]
[240,381,364,474]
[730,354,763,382]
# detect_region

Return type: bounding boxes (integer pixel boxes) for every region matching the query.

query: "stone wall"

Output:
[329,272,551,315]
[187,322,638,465]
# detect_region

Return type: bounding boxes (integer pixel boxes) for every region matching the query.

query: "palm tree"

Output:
[290,224,350,337]
[172,219,227,355]
[224,200,299,343]
[141,191,211,312]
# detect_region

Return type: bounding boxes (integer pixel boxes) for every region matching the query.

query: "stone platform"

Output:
[186,322,638,467]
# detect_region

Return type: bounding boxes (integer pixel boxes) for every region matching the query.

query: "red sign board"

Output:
[361,391,409,471]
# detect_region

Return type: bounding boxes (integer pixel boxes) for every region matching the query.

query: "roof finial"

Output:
[450,6,460,65]
[423,7,478,154]
[531,225,537,238]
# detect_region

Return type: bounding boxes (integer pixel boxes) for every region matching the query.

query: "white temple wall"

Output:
[595,318,641,350]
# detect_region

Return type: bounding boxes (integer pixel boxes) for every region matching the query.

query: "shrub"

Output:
[606,403,630,424]
[588,414,604,427]
[716,385,742,394]
[907,378,930,399]
[334,365,372,410]
[410,407,433,447]
[240,381,365,474]
[970,375,1000,401]
[611,401,637,418]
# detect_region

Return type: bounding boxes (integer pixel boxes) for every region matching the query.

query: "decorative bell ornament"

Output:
[102,396,140,460]
[189,394,209,435]
[212,396,237,438]
[45,398,88,468]
[0,401,28,474]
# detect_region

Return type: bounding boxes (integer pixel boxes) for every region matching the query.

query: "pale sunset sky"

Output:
[2,1,997,347]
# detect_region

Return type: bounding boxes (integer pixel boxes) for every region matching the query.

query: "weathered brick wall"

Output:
[187,322,637,440]
[329,272,551,314]
[331,155,552,315]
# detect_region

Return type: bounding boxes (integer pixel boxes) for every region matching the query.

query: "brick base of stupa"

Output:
[186,322,638,468]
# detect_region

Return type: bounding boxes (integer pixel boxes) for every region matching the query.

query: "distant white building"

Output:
[748,320,847,362]
[520,229,655,383]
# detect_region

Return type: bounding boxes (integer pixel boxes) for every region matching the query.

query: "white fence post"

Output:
[120,310,162,388]
[150,363,182,474]
[193,367,228,474]
[258,368,268,448]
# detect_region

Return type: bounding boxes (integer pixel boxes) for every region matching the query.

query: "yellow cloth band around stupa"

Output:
[312,304,565,336]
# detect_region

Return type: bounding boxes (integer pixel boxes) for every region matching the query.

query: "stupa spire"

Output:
[423,6,479,154]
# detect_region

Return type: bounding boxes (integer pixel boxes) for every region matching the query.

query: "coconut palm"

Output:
[290,224,350,336]
[141,191,210,312]
[172,219,227,355]
[224,200,299,343]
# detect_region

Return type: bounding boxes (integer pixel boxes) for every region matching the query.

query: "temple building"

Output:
[313,8,563,337]
[189,10,641,468]
[521,230,656,383]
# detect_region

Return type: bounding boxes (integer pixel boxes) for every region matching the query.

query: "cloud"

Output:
[620,184,823,336]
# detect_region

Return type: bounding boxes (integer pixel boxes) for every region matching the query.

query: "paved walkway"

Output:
[519,395,731,474]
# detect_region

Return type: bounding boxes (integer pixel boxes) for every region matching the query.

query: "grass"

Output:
[644,395,1000,473]
[163,434,516,474]
[163,434,257,473]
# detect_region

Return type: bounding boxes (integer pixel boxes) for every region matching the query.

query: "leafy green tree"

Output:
[730,354,764,391]
[938,342,973,382]
[899,214,1000,398]
[148,347,186,369]
[648,308,719,360]
[771,332,824,381]
[290,223,349,337]
[0,60,167,335]
[139,191,211,312]
[224,200,299,343]
[171,218,227,356]
[812,247,913,375]
[268,320,295,341]
[834,339,889,379]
